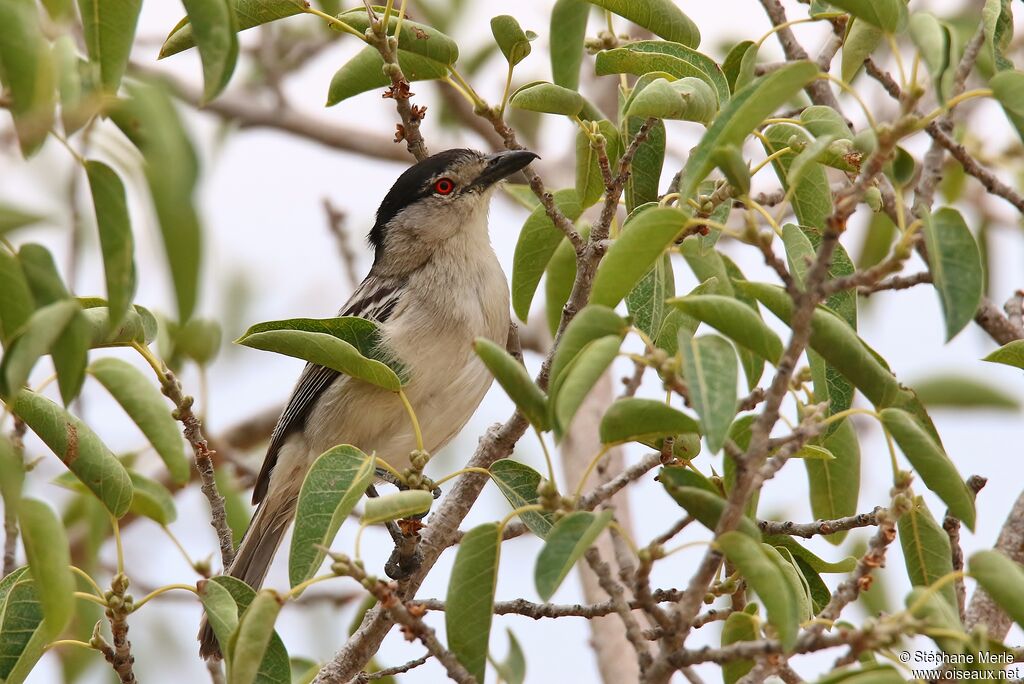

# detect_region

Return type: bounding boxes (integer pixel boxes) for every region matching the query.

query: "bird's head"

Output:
[368,148,538,269]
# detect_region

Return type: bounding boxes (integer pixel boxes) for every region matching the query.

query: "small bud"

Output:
[787,135,807,152]
[863,186,883,212]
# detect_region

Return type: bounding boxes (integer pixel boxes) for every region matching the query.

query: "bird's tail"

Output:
[198,500,292,659]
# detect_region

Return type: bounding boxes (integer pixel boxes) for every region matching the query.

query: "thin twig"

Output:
[758,508,881,538]
[151,356,235,569]
[349,654,432,683]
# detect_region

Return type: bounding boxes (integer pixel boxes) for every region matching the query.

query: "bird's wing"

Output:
[251,274,406,504]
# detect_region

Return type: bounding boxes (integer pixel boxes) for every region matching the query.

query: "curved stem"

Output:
[301,5,367,41]
[499,504,546,532]
[70,565,104,597]
[74,591,108,607]
[572,445,612,504]
[110,515,124,576]
[287,573,336,600]
[397,389,424,452]
[432,466,493,488]
[131,583,198,611]
[534,427,558,489]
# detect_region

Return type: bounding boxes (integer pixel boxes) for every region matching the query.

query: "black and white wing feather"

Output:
[251,275,406,504]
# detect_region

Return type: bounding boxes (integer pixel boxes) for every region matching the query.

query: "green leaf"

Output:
[548,305,626,398]
[738,282,901,407]
[626,252,674,341]
[969,550,1024,630]
[489,459,555,539]
[127,471,177,524]
[229,590,284,684]
[511,189,584,322]
[670,295,783,363]
[599,398,699,446]
[712,144,751,196]
[552,335,622,436]
[982,0,1014,73]
[879,407,975,529]
[905,587,965,656]
[721,609,758,684]
[84,161,137,330]
[625,77,718,123]
[800,106,854,141]
[763,126,832,231]
[446,522,500,684]
[510,81,585,116]
[0,205,43,237]
[0,250,34,346]
[0,0,56,156]
[679,335,738,453]
[545,233,582,337]
[12,390,133,518]
[550,0,589,89]
[182,0,239,102]
[77,0,141,92]
[160,1,303,59]
[326,46,449,106]
[598,42,729,106]
[334,8,459,65]
[585,0,699,47]
[88,357,189,484]
[491,15,532,66]
[0,436,24,523]
[119,82,202,323]
[829,0,907,32]
[764,535,856,573]
[722,40,758,94]
[493,629,526,684]
[237,317,404,391]
[54,36,99,136]
[624,117,665,213]
[843,20,884,83]
[211,576,290,683]
[474,338,549,430]
[81,304,157,348]
[289,445,374,588]
[0,570,48,683]
[911,373,1020,410]
[18,245,90,405]
[660,479,762,540]
[717,532,800,649]
[362,490,432,525]
[679,61,817,200]
[983,339,1024,370]
[770,546,812,622]
[923,208,983,341]
[535,510,613,600]
[590,207,686,308]
[804,419,861,545]
[198,578,239,660]
[0,301,78,399]
[575,121,620,208]
[898,496,957,610]
[841,19,884,83]
[19,498,74,636]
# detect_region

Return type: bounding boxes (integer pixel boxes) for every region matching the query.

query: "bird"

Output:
[198,147,538,658]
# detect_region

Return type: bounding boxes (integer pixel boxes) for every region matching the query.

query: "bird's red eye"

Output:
[434,178,455,195]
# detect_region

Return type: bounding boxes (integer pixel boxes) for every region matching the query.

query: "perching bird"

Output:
[199,148,537,658]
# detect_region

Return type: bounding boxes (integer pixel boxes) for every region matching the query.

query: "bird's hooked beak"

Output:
[471,149,540,190]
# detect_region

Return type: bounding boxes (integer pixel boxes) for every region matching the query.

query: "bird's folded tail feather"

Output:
[197,500,292,659]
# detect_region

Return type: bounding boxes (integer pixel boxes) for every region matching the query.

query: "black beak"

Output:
[472,149,540,189]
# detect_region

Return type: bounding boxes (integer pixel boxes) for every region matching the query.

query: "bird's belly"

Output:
[304,306,508,473]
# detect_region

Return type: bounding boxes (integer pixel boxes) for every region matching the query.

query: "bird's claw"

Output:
[384,545,423,580]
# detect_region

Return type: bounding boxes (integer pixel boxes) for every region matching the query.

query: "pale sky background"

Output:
[3,1,1023,682]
